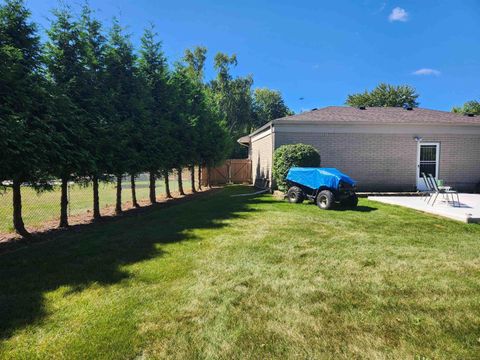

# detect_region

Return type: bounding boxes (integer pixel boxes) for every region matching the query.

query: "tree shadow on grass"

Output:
[0,185,272,340]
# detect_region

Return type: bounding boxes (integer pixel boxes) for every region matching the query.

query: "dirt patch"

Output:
[0,188,221,254]
[272,190,285,200]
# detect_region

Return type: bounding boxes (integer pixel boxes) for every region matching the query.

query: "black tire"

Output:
[287,186,305,204]
[341,194,358,207]
[316,190,334,210]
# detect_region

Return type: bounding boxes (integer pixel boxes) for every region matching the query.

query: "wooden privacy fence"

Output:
[203,159,252,186]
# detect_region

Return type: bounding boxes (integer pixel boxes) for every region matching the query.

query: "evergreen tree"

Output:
[168,65,196,195]
[104,19,139,214]
[183,46,208,192]
[199,86,231,187]
[78,4,109,219]
[0,0,55,236]
[45,5,92,227]
[138,25,171,202]
[0,0,273,238]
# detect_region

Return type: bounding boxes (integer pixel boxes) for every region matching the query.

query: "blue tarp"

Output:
[286,168,356,190]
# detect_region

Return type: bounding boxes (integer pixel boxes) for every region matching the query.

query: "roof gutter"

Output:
[271,120,480,127]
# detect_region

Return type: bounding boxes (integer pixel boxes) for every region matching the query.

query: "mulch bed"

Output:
[0,187,220,255]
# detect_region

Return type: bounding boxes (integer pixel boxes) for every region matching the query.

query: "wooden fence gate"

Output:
[202,159,252,186]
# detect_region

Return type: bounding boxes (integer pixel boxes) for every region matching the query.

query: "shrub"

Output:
[272,143,320,191]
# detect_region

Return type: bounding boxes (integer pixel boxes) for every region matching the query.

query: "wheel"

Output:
[287,186,305,204]
[316,190,334,210]
[341,194,358,207]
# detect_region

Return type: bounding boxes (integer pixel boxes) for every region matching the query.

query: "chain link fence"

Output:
[0,168,201,237]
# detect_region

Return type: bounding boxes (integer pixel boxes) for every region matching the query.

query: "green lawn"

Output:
[0,186,479,359]
[0,178,192,234]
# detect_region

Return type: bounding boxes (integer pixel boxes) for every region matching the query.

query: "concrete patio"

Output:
[368,193,480,223]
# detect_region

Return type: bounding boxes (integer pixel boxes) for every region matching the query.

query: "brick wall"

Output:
[251,132,273,188]
[275,132,480,191]
[423,135,480,191]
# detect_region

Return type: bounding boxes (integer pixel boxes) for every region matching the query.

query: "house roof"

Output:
[240,106,480,141]
[276,106,480,125]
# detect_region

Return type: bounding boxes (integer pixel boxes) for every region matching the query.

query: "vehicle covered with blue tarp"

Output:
[285,167,358,209]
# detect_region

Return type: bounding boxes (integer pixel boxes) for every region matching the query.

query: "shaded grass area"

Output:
[0,186,479,359]
[0,179,192,234]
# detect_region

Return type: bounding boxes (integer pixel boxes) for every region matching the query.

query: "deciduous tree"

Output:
[210,52,253,157]
[452,100,480,115]
[252,87,292,129]
[346,83,419,108]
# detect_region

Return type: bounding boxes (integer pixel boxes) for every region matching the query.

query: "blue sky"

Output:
[25,0,480,113]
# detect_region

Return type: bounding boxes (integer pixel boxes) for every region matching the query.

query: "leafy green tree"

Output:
[0,0,55,236]
[346,83,419,108]
[183,46,206,82]
[210,52,254,158]
[252,88,292,129]
[45,5,93,227]
[452,100,480,115]
[138,25,171,202]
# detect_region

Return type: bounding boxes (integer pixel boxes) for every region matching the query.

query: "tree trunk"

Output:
[164,170,172,198]
[149,171,156,204]
[190,165,196,193]
[12,179,29,237]
[177,167,185,195]
[198,165,202,191]
[115,175,122,214]
[59,176,69,228]
[207,166,212,188]
[93,175,101,220]
[131,174,139,208]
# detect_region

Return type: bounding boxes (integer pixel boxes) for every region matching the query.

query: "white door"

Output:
[417,142,440,190]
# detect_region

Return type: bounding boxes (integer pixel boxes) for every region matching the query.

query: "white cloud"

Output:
[389,7,408,22]
[413,68,441,76]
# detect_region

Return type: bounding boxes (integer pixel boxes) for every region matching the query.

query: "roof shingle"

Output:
[275,106,480,125]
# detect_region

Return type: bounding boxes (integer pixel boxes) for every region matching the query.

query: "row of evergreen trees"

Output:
[0,0,232,236]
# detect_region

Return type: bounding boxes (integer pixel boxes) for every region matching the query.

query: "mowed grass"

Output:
[0,178,191,234]
[0,186,479,359]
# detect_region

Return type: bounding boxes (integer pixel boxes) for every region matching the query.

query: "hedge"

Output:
[272,143,321,191]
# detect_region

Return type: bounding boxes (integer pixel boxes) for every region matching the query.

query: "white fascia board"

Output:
[251,127,272,142]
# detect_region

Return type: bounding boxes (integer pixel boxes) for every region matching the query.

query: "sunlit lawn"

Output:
[0,186,479,359]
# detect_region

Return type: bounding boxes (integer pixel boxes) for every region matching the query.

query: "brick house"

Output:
[238,106,480,191]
